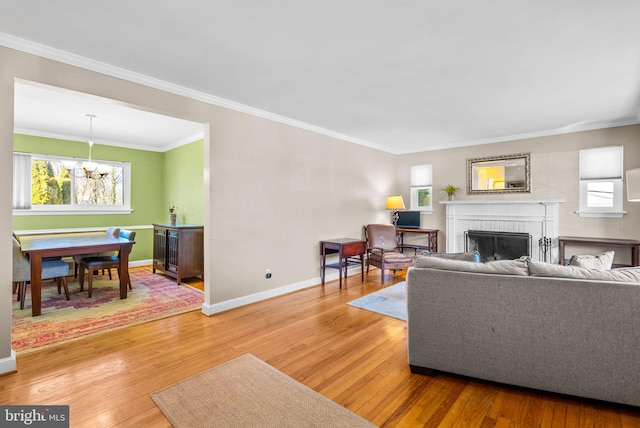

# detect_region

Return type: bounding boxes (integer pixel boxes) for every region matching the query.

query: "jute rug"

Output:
[151,354,376,428]
[348,281,407,321]
[12,266,203,353]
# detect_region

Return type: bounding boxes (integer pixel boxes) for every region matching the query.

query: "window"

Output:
[410,164,433,212]
[578,146,625,218]
[13,153,131,215]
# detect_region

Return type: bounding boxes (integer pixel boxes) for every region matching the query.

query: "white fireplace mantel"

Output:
[441,200,564,262]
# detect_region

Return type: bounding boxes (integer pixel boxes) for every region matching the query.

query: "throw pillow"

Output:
[568,251,615,270]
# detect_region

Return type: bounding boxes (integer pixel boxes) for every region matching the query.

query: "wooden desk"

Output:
[396,228,438,253]
[19,233,135,316]
[319,238,366,289]
[558,236,640,266]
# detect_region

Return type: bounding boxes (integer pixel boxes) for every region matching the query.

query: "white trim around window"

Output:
[12,152,132,216]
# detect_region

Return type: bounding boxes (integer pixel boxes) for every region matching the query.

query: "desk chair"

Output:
[364,224,415,283]
[12,237,69,310]
[78,230,136,297]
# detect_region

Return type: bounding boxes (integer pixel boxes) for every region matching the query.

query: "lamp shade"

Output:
[627,168,640,202]
[386,195,405,210]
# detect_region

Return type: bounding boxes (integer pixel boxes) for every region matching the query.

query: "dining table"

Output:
[18,232,136,317]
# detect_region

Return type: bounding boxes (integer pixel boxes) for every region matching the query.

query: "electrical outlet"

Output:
[265,268,272,279]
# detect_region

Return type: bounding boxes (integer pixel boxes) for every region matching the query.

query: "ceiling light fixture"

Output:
[63,114,110,179]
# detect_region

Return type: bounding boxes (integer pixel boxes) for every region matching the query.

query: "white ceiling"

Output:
[1,1,640,154]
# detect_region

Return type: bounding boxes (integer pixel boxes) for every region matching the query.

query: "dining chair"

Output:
[78,230,136,297]
[12,236,70,310]
[73,226,120,278]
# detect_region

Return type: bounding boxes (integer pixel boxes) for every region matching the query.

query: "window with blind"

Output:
[578,146,625,218]
[12,153,132,215]
[410,164,433,212]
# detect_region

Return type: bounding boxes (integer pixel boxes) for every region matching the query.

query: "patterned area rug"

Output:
[12,267,203,353]
[348,281,407,321]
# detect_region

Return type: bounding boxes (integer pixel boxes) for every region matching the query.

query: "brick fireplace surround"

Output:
[442,200,563,263]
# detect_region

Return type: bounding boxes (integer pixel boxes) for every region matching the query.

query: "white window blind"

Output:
[579,146,623,180]
[12,153,32,210]
[411,164,432,187]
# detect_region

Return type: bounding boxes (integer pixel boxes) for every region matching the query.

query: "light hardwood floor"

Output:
[3,268,640,427]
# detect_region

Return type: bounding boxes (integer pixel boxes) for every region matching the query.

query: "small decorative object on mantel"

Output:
[169,201,177,226]
[442,185,460,201]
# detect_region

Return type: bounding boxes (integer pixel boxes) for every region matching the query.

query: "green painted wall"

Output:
[12,134,203,262]
[161,139,204,225]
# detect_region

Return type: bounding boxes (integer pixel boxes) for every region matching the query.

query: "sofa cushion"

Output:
[413,256,529,275]
[528,260,640,283]
[568,251,614,270]
[368,250,412,263]
[416,251,481,262]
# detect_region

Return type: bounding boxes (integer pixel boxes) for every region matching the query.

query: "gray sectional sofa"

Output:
[406,256,640,407]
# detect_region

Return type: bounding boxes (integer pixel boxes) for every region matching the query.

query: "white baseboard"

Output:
[201,265,363,316]
[0,350,17,375]
[130,259,152,268]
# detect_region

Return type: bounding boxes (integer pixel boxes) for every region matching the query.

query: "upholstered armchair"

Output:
[364,224,415,282]
[12,236,70,310]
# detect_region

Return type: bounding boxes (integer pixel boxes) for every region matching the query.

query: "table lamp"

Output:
[386,195,406,228]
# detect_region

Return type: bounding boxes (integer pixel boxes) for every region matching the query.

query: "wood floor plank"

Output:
[2,267,640,427]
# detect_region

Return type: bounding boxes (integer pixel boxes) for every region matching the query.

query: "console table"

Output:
[319,238,366,289]
[558,236,640,267]
[396,228,438,253]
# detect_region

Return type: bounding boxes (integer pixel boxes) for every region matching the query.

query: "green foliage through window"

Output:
[30,159,123,206]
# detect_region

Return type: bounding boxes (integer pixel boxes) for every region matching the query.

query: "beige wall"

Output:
[396,125,640,263]
[2,44,639,370]
[0,46,395,366]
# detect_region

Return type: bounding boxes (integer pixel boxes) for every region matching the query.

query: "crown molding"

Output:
[3,32,638,156]
[399,117,640,155]
[13,127,177,153]
[0,33,389,153]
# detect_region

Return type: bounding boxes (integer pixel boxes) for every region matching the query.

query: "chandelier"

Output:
[62,114,111,179]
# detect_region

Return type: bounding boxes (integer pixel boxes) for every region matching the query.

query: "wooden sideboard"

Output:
[153,224,204,284]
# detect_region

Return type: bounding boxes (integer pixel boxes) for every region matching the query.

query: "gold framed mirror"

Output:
[466,153,530,194]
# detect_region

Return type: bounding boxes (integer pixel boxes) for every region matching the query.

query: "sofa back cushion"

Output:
[413,256,529,275]
[417,251,481,262]
[529,260,640,283]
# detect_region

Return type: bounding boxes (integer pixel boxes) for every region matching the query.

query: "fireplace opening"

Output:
[465,230,531,262]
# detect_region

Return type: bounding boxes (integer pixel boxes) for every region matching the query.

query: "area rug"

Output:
[12,267,203,353]
[151,354,375,428]
[348,281,407,321]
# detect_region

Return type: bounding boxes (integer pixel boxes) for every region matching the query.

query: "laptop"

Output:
[396,211,421,229]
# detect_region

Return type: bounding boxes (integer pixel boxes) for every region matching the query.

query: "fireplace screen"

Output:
[465,230,531,262]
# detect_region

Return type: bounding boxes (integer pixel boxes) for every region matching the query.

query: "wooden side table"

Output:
[319,238,366,289]
[558,236,640,267]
